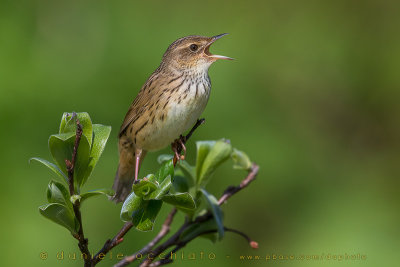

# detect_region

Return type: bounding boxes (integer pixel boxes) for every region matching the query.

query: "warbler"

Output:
[112,34,232,202]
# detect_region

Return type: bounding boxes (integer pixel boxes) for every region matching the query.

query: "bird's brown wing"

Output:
[119,70,163,137]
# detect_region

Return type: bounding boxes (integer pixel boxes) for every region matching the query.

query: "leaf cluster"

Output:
[32,113,253,246]
[31,112,112,234]
[121,139,252,244]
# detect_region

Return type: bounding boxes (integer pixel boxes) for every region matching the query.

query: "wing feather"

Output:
[119,70,163,137]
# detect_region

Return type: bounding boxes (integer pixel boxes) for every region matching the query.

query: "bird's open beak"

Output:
[204,33,234,60]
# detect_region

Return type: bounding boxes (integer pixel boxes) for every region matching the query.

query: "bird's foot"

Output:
[171,135,187,163]
[178,135,187,160]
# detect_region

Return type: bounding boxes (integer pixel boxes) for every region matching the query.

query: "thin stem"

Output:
[65,113,82,195]
[224,227,258,248]
[92,222,134,265]
[173,118,205,165]
[185,118,205,142]
[146,227,257,267]
[218,163,259,205]
[65,114,91,267]
[138,220,190,267]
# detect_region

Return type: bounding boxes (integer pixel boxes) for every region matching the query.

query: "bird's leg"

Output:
[134,148,142,183]
[171,141,180,163]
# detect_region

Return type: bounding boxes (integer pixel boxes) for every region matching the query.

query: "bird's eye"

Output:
[189,44,198,52]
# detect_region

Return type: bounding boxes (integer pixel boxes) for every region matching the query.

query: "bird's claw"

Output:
[178,135,186,160]
[172,135,187,163]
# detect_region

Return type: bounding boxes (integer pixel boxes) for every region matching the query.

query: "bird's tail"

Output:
[111,143,146,203]
[111,162,135,203]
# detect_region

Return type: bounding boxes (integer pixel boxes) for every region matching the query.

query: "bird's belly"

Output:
[141,84,209,151]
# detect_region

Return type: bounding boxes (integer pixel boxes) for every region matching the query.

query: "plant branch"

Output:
[65,114,91,267]
[118,163,259,267]
[92,222,134,265]
[65,113,82,195]
[114,208,179,267]
[173,118,205,165]
[184,118,205,142]
[218,163,259,205]
[192,163,259,225]
[145,227,257,267]
[138,219,191,267]
[224,227,259,249]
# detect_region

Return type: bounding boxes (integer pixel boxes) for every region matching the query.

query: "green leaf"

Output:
[48,133,91,191]
[46,180,72,210]
[29,157,68,183]
[162,192,196,211]
[132,179,159,198]
[145,176,172,200]
[59,112,93,147]
[231,148,252,171]
[145,174,157,183]
[80,188,114,203]
[195,141,216,179]
[133,200,163,231]
[156,159,174,183]
[58,114,111,187]
[172,173,190,193]
[200,233,219,243]
[80,124,112,187]
[178,160,196,181]
[39,203,79,234]
[74,134,91,189]
[121,192,141,221]
[200,188,224,240]
[157,154,173,164]
[192,190,204,215]
[197,140,232,186]
[70,195,81,204]
[179,219,219,244]
[48,132,75,176]
[120,192,163,231]
[59,112,73,134]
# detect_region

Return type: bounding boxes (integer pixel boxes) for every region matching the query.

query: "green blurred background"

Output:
[1,0,399,266]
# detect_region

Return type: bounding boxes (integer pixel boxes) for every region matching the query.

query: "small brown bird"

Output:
[112,34,232,202]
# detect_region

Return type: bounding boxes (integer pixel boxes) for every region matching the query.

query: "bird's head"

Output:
[162,34,233,72]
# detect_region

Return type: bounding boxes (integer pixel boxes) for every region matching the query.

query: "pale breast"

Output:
[139,79,210,151]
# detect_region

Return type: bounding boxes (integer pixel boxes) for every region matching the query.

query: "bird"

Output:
[112,34,232,202]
